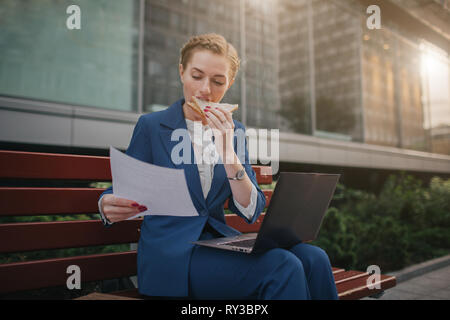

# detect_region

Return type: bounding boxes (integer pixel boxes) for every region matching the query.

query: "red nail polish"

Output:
[132,203,139,207]
[139,206,147,212]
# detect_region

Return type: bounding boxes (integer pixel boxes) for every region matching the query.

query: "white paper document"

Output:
[109,146,199,219]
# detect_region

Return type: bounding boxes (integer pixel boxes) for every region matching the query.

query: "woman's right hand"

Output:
[101,194,147,223]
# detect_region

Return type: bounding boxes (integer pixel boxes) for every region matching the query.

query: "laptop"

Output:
[192,172,340,254]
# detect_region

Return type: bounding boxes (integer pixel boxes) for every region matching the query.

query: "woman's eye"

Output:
[191,75,223,86]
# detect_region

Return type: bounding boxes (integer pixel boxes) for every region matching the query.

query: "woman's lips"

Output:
[196,96,211,102]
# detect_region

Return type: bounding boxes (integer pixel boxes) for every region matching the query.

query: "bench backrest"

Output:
[1,150,397,300]
[0,150,273,294]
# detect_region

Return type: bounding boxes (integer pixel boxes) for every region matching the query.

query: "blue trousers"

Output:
[189,233,339,300]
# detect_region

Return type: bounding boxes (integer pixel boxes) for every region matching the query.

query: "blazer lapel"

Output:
[206,161,227,205]
[158,99,206,212]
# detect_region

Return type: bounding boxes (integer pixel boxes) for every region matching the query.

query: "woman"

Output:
[99,33,338,300]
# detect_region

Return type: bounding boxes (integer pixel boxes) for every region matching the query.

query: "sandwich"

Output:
[187,96,238,121]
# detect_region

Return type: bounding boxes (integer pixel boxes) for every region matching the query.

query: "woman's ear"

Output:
[179,64,185,84]
[228,78,235,90]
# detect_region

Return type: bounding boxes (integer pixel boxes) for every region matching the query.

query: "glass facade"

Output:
[312,0,363,141]
[421,42,450,155]
[0,0,140,111]
[244,0,280,130]
[278,0,312,135]
[362,24,427,151]
[278,0,364,141]
[278,0,449,154]
[144,0,243,114]
[0,0,448,155]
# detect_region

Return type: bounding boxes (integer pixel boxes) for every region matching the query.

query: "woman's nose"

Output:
[200,79,211,95]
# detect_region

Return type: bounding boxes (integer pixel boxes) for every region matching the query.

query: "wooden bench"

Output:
[0,150,396,300]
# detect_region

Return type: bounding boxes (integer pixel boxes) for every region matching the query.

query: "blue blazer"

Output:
[100,98,266,297]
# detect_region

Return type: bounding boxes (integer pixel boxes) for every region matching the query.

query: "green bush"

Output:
[313,173,450,273]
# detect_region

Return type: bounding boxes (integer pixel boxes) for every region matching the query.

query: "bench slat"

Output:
[224,189,272,210]
[0,187,104,216]
[251,166,273,185]
[0,151,272,184]
[75,292,140,300]
[0,251,137,294]
[225,213,265,233]
[337,274,397,300]
[0,150,111,180]
[332,268,345,275]
[0,220,142,253]
[79,271,399,301]
[0,188,273,216]
[0,216,267,252]
[334,270,370,285]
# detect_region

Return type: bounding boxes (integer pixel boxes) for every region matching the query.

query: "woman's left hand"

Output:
[205,106,236,164]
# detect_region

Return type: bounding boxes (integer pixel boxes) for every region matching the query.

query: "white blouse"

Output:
[185,119,257,221]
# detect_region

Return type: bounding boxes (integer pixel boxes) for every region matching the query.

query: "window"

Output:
[149,4,170,29]
[0,0,140,111]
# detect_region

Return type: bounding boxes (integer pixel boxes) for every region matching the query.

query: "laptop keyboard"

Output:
[223,238,256,248]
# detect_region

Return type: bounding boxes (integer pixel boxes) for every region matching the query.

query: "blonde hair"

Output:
[180,33,240,80]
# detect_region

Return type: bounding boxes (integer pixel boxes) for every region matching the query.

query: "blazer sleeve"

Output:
[227,123,266,224]
[98,115,153,226]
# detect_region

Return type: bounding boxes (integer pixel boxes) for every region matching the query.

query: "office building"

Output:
[0,0,448,185]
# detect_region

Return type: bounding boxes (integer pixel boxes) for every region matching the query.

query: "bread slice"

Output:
[186,100,207,120]
[188,96,239,118]
[192,96,239,114]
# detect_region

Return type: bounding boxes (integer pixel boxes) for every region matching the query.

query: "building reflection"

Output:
[277,0,448,154]
[0,0,448,156]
